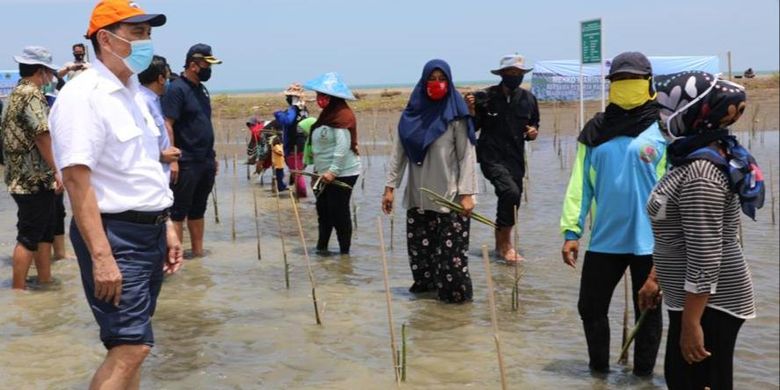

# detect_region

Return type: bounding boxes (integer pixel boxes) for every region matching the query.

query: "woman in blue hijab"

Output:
[382,59,478,303]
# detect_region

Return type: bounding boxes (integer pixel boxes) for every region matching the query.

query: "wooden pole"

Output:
[253,187,262,261]
[512,206,520,311]
[377,217,401,385]
[389,214,395,251]
[481,245,508,390]
[275,188,291,289]
[727,50,733,81]
[211,185,220,224]
[618,271,630,365]
[289,191,323,325]
[771,163,776,225]
[231,178,236,241]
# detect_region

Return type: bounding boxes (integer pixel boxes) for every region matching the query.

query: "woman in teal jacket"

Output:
[304,72,361,255]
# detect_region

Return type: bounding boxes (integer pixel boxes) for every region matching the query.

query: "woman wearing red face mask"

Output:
[382,59,478,303]
[303,72,361,255]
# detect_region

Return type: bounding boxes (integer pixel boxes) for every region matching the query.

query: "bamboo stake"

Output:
[389,214,395,251]
[511,207,521,311]
[275,188,291,289]
[289,191,323,325]
[401,322,407,382]
[231,178,236,241]
[618,271,630,365]
[770,163,776,225]
[481,245,508,390]
[252,187,262,261]
[377,217,401,385]
[211,185,220,224]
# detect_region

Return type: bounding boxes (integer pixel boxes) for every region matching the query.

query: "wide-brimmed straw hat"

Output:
[490,54,533,75]
[283,83,305,97]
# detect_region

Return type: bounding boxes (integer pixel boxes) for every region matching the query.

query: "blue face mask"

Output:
[105,30,154,75]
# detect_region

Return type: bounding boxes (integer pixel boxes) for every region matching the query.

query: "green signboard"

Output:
[581,19,602,64]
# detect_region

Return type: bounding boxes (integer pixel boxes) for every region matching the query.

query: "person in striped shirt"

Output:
[642,71,763,390]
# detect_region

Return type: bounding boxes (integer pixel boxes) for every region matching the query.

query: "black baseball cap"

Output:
[606,51,652,80]
[185,43,222,66]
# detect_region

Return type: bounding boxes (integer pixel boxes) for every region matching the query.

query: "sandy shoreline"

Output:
[210,74,779,142]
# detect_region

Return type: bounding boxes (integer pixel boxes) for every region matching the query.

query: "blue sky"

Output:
[1,0,778,92]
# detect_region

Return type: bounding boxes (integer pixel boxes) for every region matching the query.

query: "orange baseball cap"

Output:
[85,0,166,38]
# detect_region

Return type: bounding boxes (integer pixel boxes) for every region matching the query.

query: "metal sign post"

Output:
[580,18,602,127]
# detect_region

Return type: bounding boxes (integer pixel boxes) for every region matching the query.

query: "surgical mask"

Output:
[104,30,154,75]
[501,75,524,91]
[609,78,656,110]
[426,81,448,100]
[197,66,212,82]
[41,71,55,94]
[316,94,331,109]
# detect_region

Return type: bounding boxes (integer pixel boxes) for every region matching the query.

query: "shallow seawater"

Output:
[0,131,777,389]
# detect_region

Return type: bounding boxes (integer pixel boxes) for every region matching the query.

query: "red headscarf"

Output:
[311,96,359,155]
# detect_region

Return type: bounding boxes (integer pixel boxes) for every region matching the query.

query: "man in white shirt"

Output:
[49,1,182,388]
[57,43,91,81]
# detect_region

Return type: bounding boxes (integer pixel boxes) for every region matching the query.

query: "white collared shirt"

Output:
[50,59,173,213]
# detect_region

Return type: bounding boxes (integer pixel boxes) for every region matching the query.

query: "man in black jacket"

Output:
[466,54,539,262]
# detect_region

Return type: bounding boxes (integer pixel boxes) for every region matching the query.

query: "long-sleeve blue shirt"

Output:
[560,122,668,255]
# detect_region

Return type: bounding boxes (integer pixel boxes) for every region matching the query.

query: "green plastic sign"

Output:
[581,19,602,64]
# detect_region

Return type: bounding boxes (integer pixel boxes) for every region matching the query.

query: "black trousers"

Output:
[315,175,358,254]
[578,251,662,374]
[480,162,522,227]
[665,308,744,390]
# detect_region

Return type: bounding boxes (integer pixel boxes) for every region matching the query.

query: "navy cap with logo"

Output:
[185,43,222,66]
[606,51,652,80]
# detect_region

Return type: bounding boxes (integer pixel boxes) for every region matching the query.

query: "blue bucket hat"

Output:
[303,72,356,100]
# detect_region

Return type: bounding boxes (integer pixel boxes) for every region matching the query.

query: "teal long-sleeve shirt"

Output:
[311,124,361,177]
[560,122,668,255]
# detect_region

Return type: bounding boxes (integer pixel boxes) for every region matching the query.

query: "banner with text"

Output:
[531,56,720,101]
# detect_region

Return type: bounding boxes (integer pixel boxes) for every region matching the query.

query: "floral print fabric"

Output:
[406,208,473,303]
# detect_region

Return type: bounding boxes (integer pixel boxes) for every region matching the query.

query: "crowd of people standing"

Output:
[0,1,768,389]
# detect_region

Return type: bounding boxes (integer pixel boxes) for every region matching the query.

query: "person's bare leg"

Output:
[33,242,53,284]
[12,243,34,289]
[52,235,73,260]
[129,366,142,390]
[188,218,205,257]
[89,344,150,390]
[495,227,522,262]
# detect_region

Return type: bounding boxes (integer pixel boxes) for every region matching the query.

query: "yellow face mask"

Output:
[608,78,656,110]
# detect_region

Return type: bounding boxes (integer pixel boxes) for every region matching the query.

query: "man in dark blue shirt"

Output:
[162,43,221,257]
